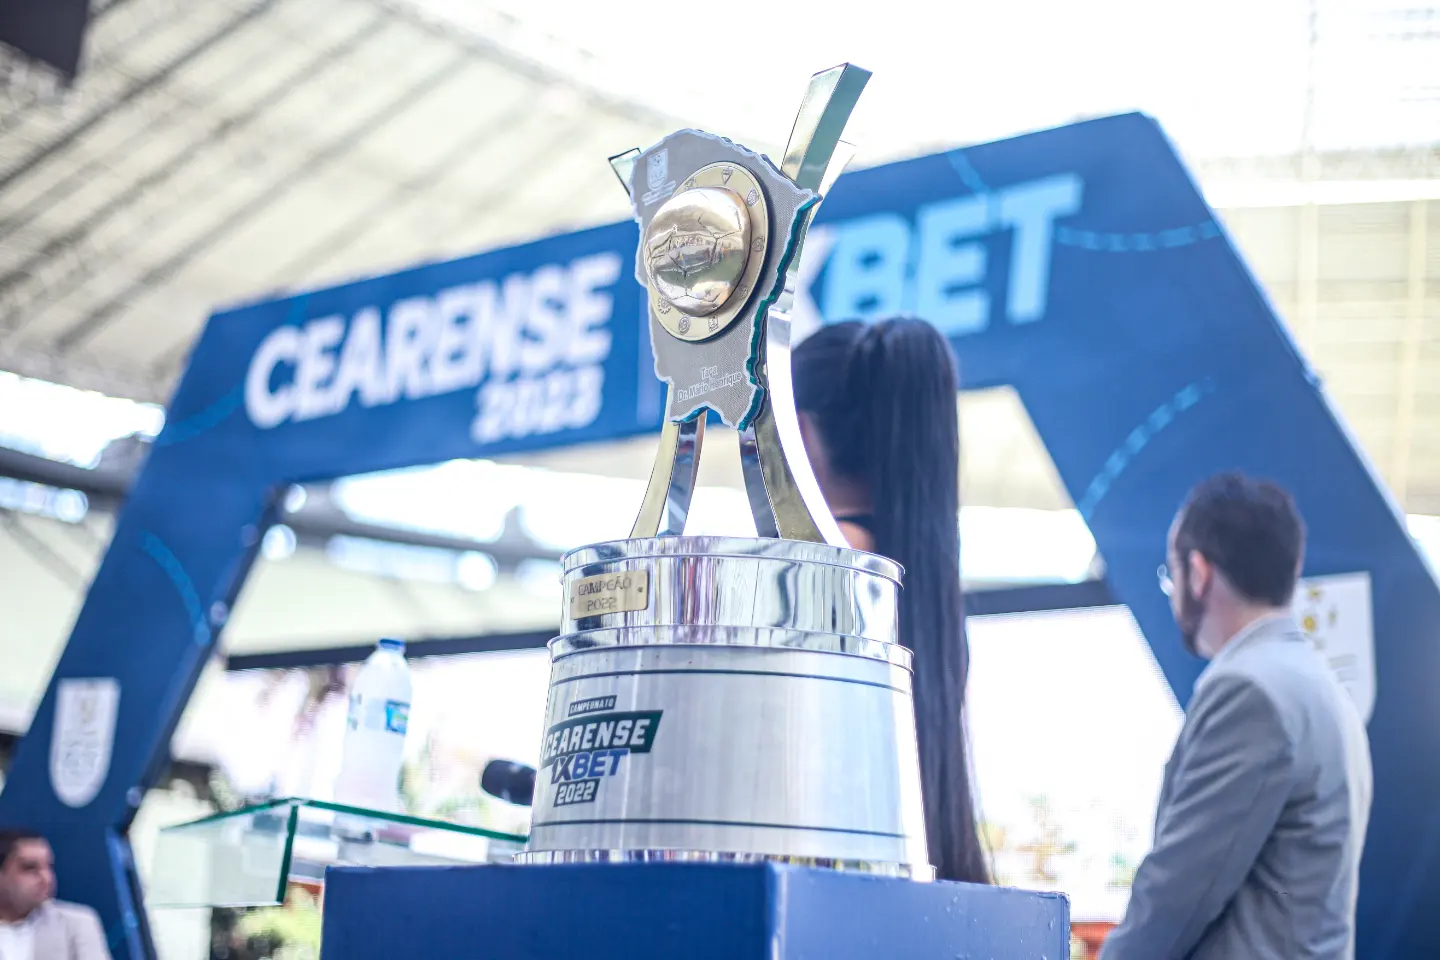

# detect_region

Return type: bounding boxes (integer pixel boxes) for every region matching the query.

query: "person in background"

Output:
[0,829,111,960]
[1102,473,1372,960]
[792,317,990,884]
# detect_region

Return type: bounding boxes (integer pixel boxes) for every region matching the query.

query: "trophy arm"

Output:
[630,413,705,538]
[781,66,871,194]
[741,64,869,545]
[611,145,709,539]
[819,140,857,198]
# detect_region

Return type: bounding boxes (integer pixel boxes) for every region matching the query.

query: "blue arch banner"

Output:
[2,113,1434,959]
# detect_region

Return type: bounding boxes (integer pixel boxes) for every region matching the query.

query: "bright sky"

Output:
[0,370,163,467]
[415,0,1440,163]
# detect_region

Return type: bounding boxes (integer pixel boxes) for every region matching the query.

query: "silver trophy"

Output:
[516,65,933,880]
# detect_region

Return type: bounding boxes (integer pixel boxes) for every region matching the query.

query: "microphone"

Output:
[480,759,536,807]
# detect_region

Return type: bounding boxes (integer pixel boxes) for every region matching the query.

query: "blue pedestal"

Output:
[320,863,1069,959]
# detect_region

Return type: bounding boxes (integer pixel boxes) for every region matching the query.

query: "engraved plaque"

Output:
[568,570,652,619]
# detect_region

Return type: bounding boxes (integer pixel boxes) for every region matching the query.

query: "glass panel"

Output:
[148,801,296,908]
[149,798,528,909]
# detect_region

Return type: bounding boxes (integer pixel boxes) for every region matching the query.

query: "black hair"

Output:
[1176,472,1306,606]
[0,829,44,869]
[792,317,989,884]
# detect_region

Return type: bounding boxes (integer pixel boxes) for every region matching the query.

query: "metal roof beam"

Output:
[363,0,680,130]
[0,444,561,569]
[0,510,88,588]
[0,9,386,250]
[1390,198,1430,507]
[49,49,473,352]
[419,122,603,252]
[225,630,557,671]
[138,114,609,381]
[0,11,391,339]
[0,0,281,195]
[0,0,151,123]
[0,342,162,403]
[252,94,543,289]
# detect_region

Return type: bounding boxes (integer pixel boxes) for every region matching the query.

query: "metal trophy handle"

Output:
[611,64,870,544]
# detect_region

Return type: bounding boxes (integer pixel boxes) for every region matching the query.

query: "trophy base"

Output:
[524,536,932,880]
[513,848,934,881]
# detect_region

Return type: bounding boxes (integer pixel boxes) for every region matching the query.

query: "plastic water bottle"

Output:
[333,638,412,813]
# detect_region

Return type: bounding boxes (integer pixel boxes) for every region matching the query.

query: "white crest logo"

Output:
[50,678,120,809]
[647,151,669,192]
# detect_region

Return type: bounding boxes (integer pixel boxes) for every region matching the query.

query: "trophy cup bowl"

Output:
[515,536,932,878]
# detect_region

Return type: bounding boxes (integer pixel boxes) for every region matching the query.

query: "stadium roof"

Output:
[0,0,686,402]
[1,0,1437,406]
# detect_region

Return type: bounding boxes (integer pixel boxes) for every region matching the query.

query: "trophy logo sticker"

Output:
[641,149,677,206]
[541,707,664,808]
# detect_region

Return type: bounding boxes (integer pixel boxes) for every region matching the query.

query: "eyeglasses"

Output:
[1157,564,1174,597]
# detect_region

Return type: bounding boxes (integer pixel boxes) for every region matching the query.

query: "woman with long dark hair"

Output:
[791,317,989,885]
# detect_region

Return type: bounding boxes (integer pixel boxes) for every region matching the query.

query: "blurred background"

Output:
[0,1,1437,957]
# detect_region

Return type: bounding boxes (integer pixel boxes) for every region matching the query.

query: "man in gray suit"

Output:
[0,829,111,960]
[1103,473,1372,960]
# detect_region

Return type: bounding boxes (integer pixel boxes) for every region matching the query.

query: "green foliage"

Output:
[232,887,323,960]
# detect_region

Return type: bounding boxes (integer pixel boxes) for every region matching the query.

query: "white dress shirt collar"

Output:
[0,907,39,960]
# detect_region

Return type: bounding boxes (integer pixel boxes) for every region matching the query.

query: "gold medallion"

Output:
[642,162,770,343]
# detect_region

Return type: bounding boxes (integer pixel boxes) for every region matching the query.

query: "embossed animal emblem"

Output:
[647,151,669,192]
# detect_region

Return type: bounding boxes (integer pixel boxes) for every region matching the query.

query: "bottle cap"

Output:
[378,638,406,653]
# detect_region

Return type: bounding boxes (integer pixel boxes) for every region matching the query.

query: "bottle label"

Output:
[347,695,409,735]
[384,700,410,735]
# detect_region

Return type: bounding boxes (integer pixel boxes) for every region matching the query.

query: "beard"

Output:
[1176,588,1204,656]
